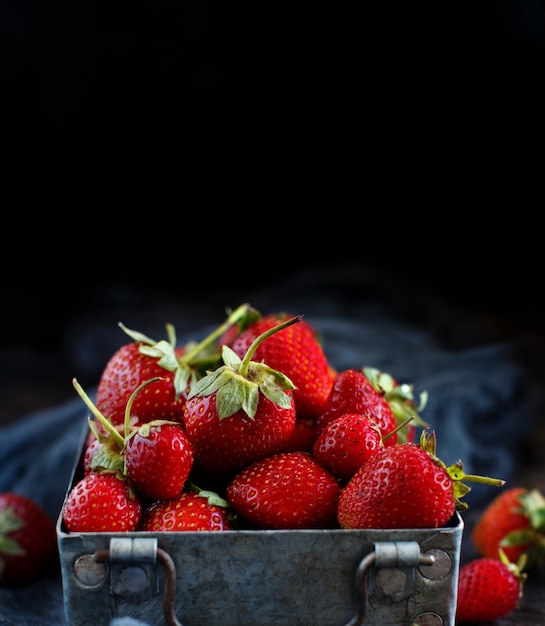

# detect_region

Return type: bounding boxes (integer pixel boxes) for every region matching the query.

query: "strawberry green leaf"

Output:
[500,528,539,548]
[216,377,259,419]
[188,321,299,420]
[118,322,164,346]
[0,536,26,557]
[519,489,545,530]
[0,507,25,536]
[364,366,429,437]
[139,340,180,371]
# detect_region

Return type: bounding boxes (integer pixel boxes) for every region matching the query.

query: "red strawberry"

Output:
[456,551,526,623]
[95,304,252,429]
[82,424,124,476]
[315,369,400,446]
[95,325,189,429]
[125,421,194,501]
[226,451,341,530]
[62,472,142,532]
[312,411,384,481]
[471,486,545,568]
[0,493,57,586]
[140,489,234,531]
[221,312,333,419]
[83,435,102,474]
[337,429,505,529]
[183,317,300,476]
[73,378,194,501]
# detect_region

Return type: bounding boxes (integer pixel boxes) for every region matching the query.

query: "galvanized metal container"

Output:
[57,432,463,626]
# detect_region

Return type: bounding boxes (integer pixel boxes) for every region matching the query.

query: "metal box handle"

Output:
[95,537,184,626]
[343,541,436,626]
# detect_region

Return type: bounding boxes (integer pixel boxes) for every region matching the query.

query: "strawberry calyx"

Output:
[187,480,230,509]
[363,367,429,442]
[73,376,168,480]
[499,548,528,592]
[0,507,26,558]
[419,429,506,511]
[187,481,237,525]
[501,488,545,569]
[187,315,302,420]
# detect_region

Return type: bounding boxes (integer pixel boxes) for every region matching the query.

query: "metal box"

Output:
[57,432,463,626]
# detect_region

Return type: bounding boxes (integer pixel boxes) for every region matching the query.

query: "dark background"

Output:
[2,1,545,424]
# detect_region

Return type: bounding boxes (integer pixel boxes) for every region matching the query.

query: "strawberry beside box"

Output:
[56,306,502,626]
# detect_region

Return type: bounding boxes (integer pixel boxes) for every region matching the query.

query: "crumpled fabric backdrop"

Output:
[1,265,544,626]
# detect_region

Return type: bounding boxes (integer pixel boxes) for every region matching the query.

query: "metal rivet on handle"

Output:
[418,549,452,580]
[74,554,107,587]
[412,611,445,625]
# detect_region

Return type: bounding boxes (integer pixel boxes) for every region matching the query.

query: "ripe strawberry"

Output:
[95,324,189,429]
[183,317,300,476]
[312,411,384,481]
[73,377,195,501]
[221,311,333,419]
[95,304,252,429]
[315,369,400,446]
[62,472,142,532]
[456,551,526,623]
[471,486,545,568]
[0,493,57,585]
[226,451,341,529]
[140,488,234,531]
[337,429,505,529]
[125,421,194,501]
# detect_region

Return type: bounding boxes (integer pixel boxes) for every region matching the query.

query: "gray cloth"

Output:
[1,268,544,625]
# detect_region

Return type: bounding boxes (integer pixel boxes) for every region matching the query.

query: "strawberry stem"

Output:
[122,377,164,439]
[381,415,414,442]
[238,315,303,378]
[461,473,506,487]
[180,303,253,364]
[72,378,125,450]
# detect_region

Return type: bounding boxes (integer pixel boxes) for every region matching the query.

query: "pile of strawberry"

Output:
[62,303,469,532]
[57,302,537,621]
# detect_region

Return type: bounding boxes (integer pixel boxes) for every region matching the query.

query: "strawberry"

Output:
[221,311,333,419]
[95,304,252,430]
[183,316,300,476]
[456,551,526,623]
[83,435,102,474]
[94,324,189,429]
[62,472,142,532]
[312,411,384,481]
[337,429,505,529]
[226,451,341,530]
[315,369,400,446]
[471,486,545,568]
[0,493,57,585]
[124,421,194,501]
[139,488,234,531]
[74,377,194,501]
